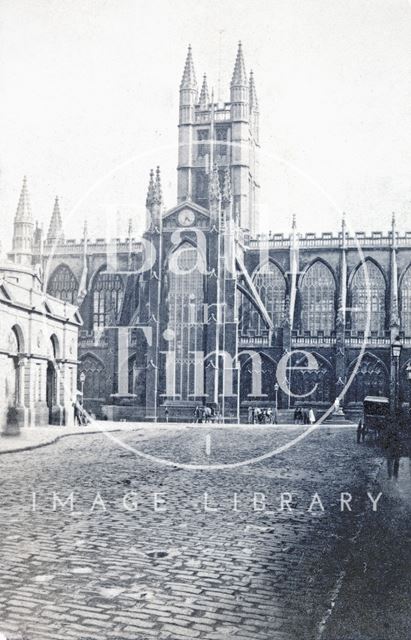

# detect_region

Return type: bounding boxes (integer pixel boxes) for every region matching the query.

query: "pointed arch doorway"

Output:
[46,334,60,425]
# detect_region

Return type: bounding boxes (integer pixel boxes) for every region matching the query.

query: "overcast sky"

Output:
[1,0,411,248]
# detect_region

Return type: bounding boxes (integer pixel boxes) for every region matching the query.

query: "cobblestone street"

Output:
[0,424,396,640]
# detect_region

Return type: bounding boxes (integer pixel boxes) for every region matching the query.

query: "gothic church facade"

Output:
[10,44,411,421]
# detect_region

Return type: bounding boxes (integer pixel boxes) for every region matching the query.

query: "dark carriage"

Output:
[357,396,390,442]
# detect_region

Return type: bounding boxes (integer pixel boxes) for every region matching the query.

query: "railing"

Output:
[247,233,411,250]
[238,335,270,347]
[292,336,336,346]
[345,336,391,347]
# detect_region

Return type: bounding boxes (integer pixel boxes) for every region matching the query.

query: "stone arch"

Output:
[49,333,60,360]
[298,260,336,336]
[9,324,24,354]
[289,350,334,405]
[79,353,107,401]
[90,265,125,329]
[245,260,287,333]
[47,264,79,304]
[5,325,24,414]
[346,352,388,403]
[348,259,387,336]
[165,242,205,400]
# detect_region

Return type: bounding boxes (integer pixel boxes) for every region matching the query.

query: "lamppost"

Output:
[274,382,279,411]
[391,337,402,414]
[79,371,86,407]
[406,363,411,407]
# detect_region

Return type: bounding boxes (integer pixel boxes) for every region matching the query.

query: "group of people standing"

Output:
[294,406,316,425]
[248,407,279,424]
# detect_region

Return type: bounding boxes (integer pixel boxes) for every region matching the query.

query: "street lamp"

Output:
[274,383,279,411]
[391,337,402,413]
[405,363,411,408]
[79,371,86,407]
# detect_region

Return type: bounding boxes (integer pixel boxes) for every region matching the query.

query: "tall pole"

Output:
[237,364,240,424]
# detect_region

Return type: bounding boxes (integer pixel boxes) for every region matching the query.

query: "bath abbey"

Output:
[6,43,411,423]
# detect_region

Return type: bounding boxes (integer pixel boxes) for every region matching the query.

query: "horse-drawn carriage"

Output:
[357,396,390,442]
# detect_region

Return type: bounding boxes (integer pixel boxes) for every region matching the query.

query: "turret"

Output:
[249,70,259,142]
[198,74,209,110]
[179,44,197,125]
[230,42,248,122]
[10,176,34,265]
[145,169,156,229]
[46,196,64,244]
[146,166,163,230]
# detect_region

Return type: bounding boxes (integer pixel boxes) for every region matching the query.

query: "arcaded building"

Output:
[1,179,81,433]
[14,44,411,422]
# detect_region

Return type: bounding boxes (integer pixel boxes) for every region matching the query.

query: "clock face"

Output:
[178,209,195,226]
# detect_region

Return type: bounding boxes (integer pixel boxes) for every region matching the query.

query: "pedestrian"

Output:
[308,407,315,424]
[293,406,299,424]
[194,406,200,423]
[165,407,169,423]
[273,407,279,424]
[73,402,80,426]
[248,406,253,424]
[357,417,365,443]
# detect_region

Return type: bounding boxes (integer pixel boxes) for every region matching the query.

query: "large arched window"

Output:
[350,262,386,336]
[300,262,335,336]
[240,262,286,337]
[79,354,106,401]
[167,243,204,400]
[347,354,388,403]
[401,266,411,337]
[92,270,124,328]
[47,265,78,304]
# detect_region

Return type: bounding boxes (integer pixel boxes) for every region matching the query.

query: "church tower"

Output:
[176,43,260,234]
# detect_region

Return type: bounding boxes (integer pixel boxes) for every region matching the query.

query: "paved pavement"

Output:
[0,423,148,455]
[0,423,402,640]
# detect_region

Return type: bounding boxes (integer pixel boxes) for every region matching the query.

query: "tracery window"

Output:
[79,355,106,400]
[401,266,411,337]
[216,127,228,157]
[167,243,204,399]
[347,355,387,403]
[47,265,78,304]
[291,362,332,403]
[300,262,335,336]
[240,262,286,337]
[350,262,386,336]
[92,271,124,328]
[197,130,209,158]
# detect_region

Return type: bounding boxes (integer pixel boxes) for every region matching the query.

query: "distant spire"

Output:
[249,70,258,111]
[231,41,247,87]
[199,73,209,108]
[47,196,64,242]
[209,163,221,203]
[146,169,155,208]
[83,218,88,240]
[154,166,162,205]
[221,167,232,206]
[15,175,32,222]
[180,44,197,90]
[292,213,297,230]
